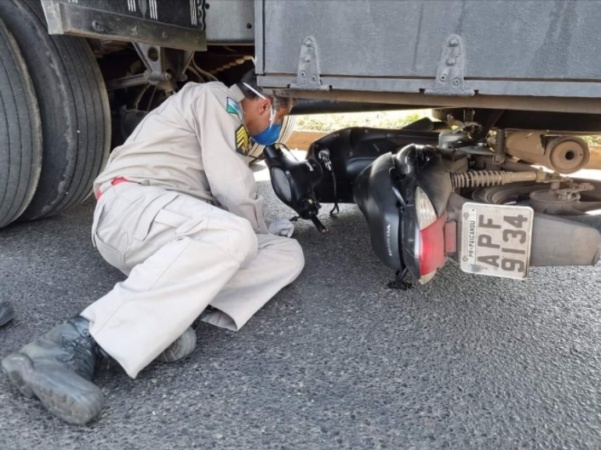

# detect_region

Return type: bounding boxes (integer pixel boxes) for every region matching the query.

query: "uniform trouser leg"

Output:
[202,233,305,331]
[82,183,304,378]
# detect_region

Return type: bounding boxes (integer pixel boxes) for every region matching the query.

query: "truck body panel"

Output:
[256,0,601,112]
[41,0,255,47]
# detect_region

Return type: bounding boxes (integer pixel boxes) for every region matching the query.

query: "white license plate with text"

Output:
[460,203,534,279]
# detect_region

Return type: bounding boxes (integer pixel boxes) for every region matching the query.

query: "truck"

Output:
[1,0,600,286]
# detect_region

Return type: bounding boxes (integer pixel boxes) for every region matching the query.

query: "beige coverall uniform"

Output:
[81,82,305,379]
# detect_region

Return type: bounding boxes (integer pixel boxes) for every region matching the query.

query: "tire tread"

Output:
[0,17,41,228]
[0,0,110,221]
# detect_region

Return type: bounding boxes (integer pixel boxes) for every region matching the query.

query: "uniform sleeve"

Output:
[190,87,270,234]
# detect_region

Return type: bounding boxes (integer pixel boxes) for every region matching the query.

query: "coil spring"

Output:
[451,171,507,189]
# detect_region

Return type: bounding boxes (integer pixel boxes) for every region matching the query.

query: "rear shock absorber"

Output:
[451,170,542,188]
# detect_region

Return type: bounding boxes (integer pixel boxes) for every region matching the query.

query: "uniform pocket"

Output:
[153,208,189,229]
[132,192,179,241]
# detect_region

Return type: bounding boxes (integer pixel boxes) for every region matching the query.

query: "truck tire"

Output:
[0,17,41,228]
[0,0,111,221]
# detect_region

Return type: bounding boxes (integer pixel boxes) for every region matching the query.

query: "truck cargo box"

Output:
[256,0,601,114]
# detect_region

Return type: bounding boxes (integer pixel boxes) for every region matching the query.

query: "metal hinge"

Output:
[290,36,330,91]
[426,34,474,97]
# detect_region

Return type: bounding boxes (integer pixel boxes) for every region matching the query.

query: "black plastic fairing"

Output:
[354,153,404,270]
[263,145,324,220]
[393,145,453,216]
[394,145,453,277]
[354,144,453,275]
[308,127,438,204]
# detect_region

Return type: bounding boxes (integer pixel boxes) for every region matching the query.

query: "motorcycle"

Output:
[263,113,601,289]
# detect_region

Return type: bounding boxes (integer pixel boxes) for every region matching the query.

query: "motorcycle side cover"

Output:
[353,145,453,272]
[307,127,439,203]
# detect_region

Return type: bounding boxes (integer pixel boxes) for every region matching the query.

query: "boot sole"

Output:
[2,353,35,398]
[2,353,104,425]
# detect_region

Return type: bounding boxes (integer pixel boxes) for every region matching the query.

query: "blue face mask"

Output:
[243,82,283,146]
[251,120,282,146]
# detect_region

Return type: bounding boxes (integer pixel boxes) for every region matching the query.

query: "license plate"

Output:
[460,203,534,279]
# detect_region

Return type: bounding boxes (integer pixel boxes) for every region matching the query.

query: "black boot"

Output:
[157,327,197,363]
[1,316,104,425]
[0,300,15,327]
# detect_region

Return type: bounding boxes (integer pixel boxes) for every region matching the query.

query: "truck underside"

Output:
[1,0,601,285]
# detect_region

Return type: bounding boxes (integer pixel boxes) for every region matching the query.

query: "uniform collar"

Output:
[228,84,245,102]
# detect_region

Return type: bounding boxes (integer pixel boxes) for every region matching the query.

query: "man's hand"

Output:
[268,218,295,238]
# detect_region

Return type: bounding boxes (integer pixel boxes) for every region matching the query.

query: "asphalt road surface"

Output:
[1,165,600,449]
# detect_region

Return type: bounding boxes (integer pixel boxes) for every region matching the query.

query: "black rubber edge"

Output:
[0,0,110,221]
[0,16,41,228]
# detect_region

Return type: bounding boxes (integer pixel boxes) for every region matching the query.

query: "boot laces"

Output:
[59,333,97,379]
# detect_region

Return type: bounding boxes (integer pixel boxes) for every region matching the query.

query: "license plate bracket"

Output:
[460,202,534,279]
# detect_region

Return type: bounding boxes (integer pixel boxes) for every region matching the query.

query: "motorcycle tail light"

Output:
[415,187,437,230]
[414,187,446,284]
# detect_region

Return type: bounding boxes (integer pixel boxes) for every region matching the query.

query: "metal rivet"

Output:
[452,78,461,86]
[304,57,311,63]
[440,74,447,81]
[162,32,168,39]
[305,39,313,47]
[447,58,456,66]
[450,38,459,47]
[92,20,104,32]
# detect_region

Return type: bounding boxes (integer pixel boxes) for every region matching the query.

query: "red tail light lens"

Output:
[419,213,447,280]
[414,187,447,284]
